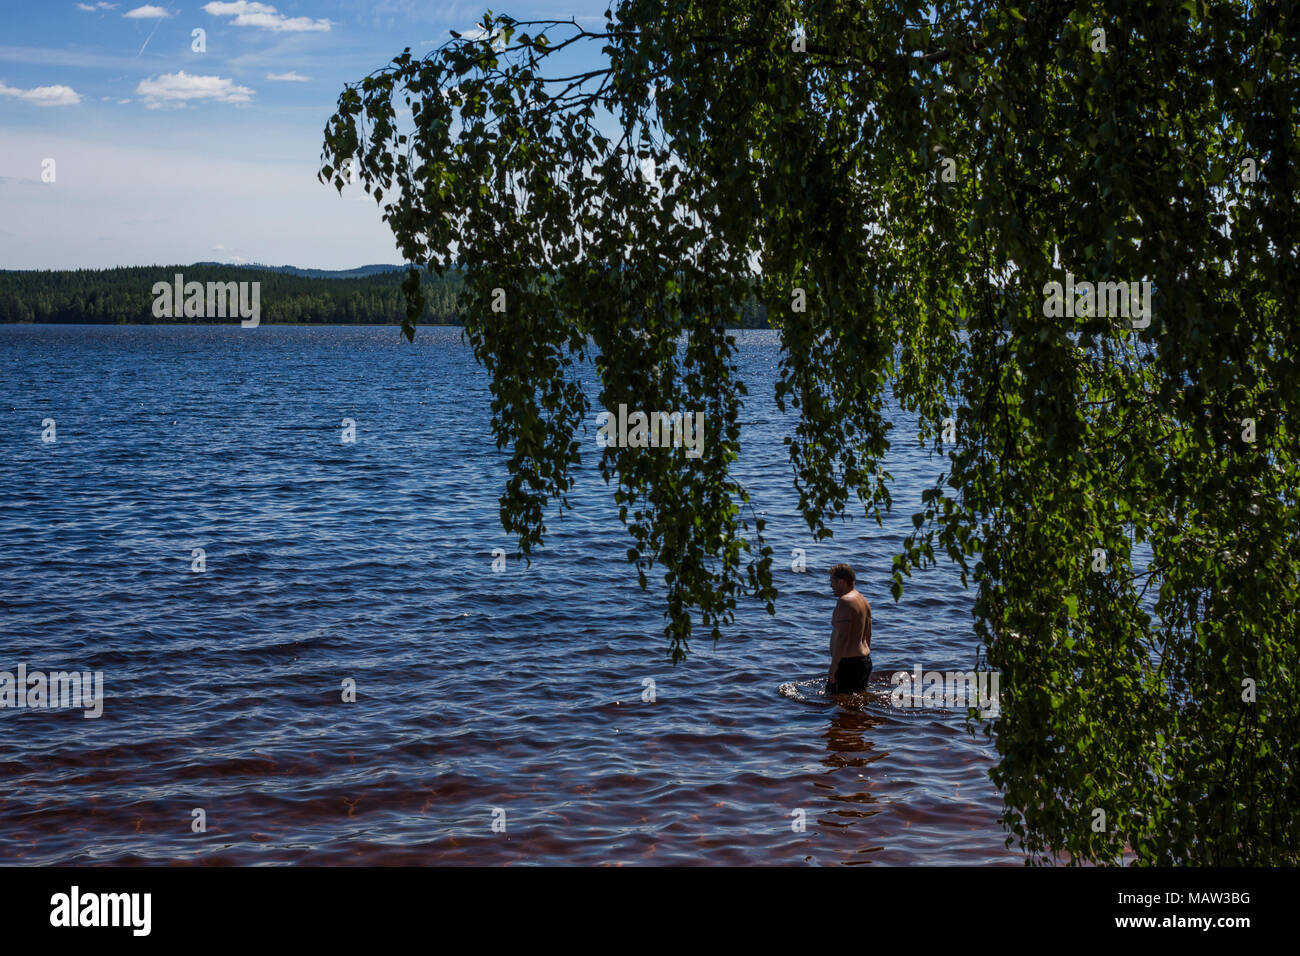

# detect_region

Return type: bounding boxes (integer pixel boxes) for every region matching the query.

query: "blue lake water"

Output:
[0,324,1015,864]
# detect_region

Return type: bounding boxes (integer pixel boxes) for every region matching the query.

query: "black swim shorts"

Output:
[828,655,872,694]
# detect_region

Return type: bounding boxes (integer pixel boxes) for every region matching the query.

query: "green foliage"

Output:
[322,0,1299,865]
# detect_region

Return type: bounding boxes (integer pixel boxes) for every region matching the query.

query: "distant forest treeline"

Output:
[0,265,774,328]
[0,265,462,326]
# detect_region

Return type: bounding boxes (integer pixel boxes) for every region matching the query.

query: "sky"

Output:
[0,1,611,270]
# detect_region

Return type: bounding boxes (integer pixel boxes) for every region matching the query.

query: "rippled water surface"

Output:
[0,325,1016,865]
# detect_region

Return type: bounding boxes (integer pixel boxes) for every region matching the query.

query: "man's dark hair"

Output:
[829,563,855,586]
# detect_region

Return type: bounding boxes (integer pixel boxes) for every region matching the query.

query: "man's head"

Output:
[829,563,855,597]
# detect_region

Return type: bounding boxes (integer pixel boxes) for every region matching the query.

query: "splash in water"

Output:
[778,678,879,709]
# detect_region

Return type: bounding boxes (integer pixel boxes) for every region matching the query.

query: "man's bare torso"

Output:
[832,589,871,658]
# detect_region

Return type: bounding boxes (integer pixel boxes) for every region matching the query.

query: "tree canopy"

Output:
[321,1,1298,865]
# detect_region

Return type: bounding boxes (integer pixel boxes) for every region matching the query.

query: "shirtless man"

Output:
[825,563,872,695]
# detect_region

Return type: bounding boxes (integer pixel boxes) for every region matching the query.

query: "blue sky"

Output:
[0,1,610,269]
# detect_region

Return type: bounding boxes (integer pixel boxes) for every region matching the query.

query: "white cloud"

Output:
[203,2,330,32]
[457,23,505,51]
[135,70,254,108]
[0,81,81,106]
[76,2,117,10]
[266,71,308,82]
[123,5,172,17]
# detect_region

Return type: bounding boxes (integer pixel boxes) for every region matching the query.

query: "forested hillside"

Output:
[0,265,774,327]
[0,265,463,325]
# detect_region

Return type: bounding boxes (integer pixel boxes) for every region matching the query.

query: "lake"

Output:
[0,324,1014,864]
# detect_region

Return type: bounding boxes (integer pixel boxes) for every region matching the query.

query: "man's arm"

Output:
[828,598,850,680]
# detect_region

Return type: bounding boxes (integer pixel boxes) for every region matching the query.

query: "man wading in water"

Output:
[825,563,872,695]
